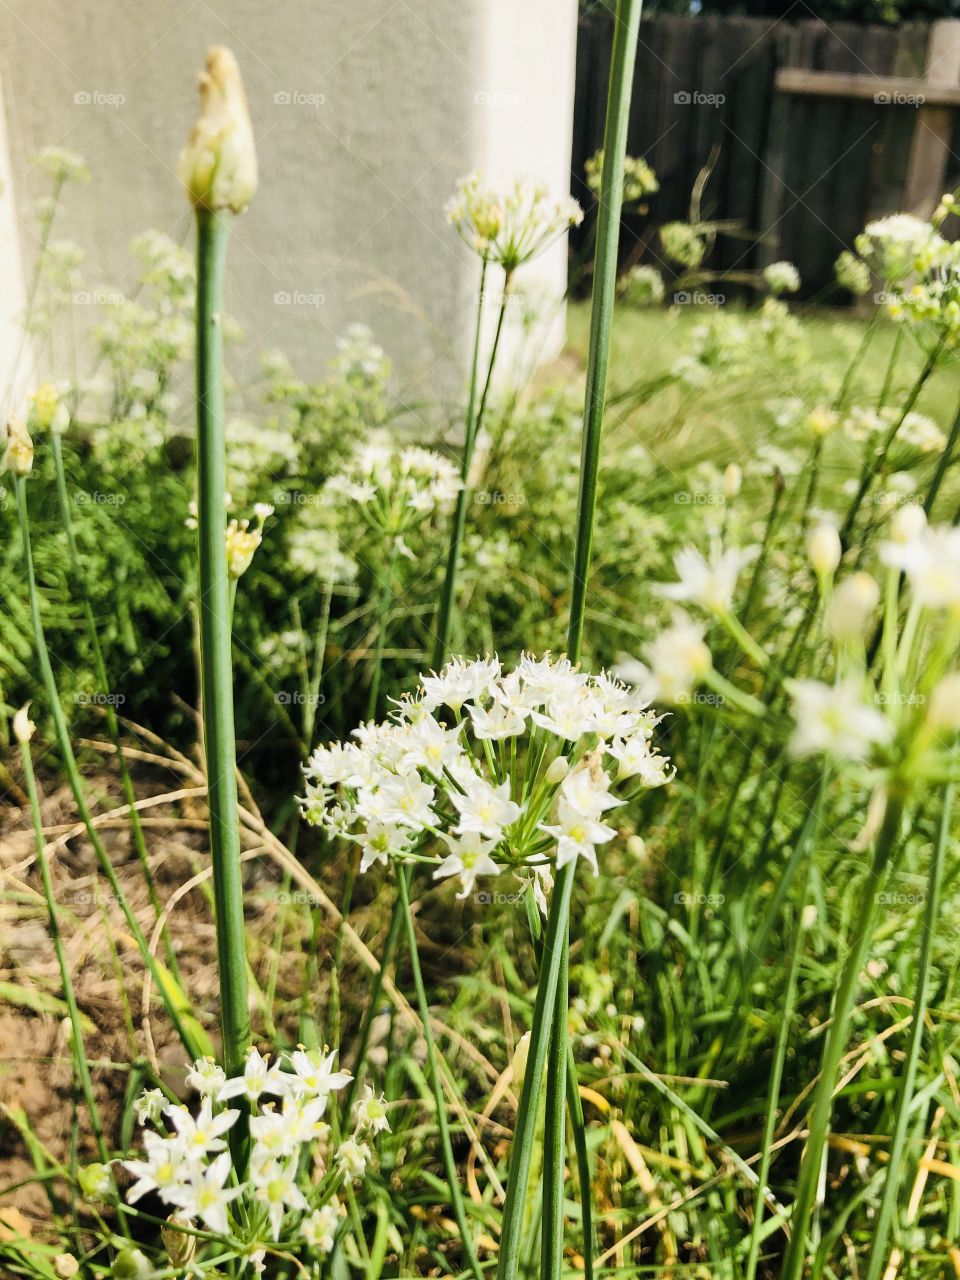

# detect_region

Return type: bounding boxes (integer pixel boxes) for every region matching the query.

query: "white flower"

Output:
[421,657,501,711]
[355,819,411,873]
[540,799,617,875]
[808,524,841,579]
[433,833,501,898]
[880,523,960,609]
[824,572,880,642]
[468,697,527,740]
[353,1085,392,1135]
[787,679,893,762]
[123,1131,189,1203]
[167,1098,239,1157]
[764,261,800,294]
[450,776,521,840]
[358,771,437,831]
[337,1137,371,1179]
[134,1088,167,1126]
[185,1057,228,1099]
[658,539,757,614]
[302,1203,340,1252]
[217,1047,288,1104]
[618,615,711,705]
[287,1048,352,1101]
[250,1158,308,1239]
[165,1150,242,1236]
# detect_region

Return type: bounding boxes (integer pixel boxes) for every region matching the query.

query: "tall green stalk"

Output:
[863,784,952,1280]
[50,432,179,977]
[18,717,111,1172]
[395,865,483,1280]
[781,789,906,1280]
[194,208,251,1086]
[432,260,509,669]
[496,4,642,1277]
[14,477,204,1059]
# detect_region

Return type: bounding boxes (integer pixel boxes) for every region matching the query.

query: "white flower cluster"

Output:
[324,431,461,553]
[842,405,945,455]
[122,1047,386,1261]
[445,174,583,273]
[852,211,960,333]
[301,654,671,900]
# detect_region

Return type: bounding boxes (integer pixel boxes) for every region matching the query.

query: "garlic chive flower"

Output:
[445,173,583,272]
[29,382,70,433]
[225,504,272,578]
[763,260,800,295]
[179,46,258,214]
[122,1046,379,1250]
[787,678,893,762]
[657,538,758,615]
[585,148,659,207]
[300,654,671,896]
[3,415,33,476]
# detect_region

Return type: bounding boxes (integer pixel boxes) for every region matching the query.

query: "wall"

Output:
[0,0,578,418]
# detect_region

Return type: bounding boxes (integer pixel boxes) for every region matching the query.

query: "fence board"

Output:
[571,13,946,298]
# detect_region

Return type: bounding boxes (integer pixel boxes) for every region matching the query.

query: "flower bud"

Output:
[801,904,818,931]
[808,524,841,579]
[12,703,34,744]
[544,755,569,786]
[111,1248,153,1280]
[888,502,926,545]
[825,572,880,642]
[3,415,33,475]
[53,1257,79,1280]
[78,1162,112,1202]
[928,673,960,733]
[511,1030,531,1088]
[723,463,742,500]
[179,47,257,214]
[29,383,69,433]
[161,1216,197,1267]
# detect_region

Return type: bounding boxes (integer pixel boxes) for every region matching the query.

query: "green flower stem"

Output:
[367,539,399,720]
[863,783,953,1280]
[19,729,113,1178]
[925,394,960,518]
[781,788,906,1280]
[840,335,945,548]
[539,5,642,1276]
[716,609,770,671]
[394,864,483,1280]
[50,432,179,979]
[342,864,409,1121]
[745,873,813,1280]
[496,864,576,1280]
[195,208,251,1089]
[15,479,205,1070]
[432,258,509,669]
[833,310,879,413]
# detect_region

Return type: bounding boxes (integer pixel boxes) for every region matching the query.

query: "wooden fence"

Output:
[572,14,960,295]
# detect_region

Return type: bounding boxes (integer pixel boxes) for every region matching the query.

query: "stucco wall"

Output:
[0,0,579,416]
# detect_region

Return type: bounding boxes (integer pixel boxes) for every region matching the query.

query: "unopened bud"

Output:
[888,502,926,545]
[928,673,960,733]
[3,415,33,476]
[111,1248,153,1280]
[544,755,569,786]
[161,1216,197,1267]
[808,524,841,579]
[53,1257,79,1280]
[179,47,258,214]
[723,463,742,500]
[12,702,34,744]
[825,572,880,642]
[511,1031,531,1088]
